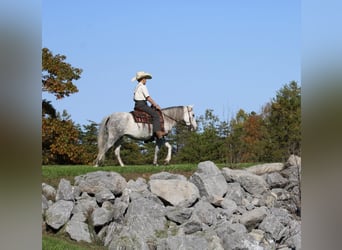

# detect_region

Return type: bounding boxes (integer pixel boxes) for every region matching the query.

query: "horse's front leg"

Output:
[164,142,172,165]
[153,144,160,166]
[114,145,124,167]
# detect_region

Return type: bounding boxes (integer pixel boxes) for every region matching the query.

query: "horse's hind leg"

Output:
[114,145,124,167]
[94,134,120,167]
[164,142,172,165]
[153,144,160,166]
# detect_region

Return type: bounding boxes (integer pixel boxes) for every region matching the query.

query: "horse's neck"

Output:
[162,106,184,124]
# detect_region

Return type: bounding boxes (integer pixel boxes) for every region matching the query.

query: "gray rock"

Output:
[182,219,202,234]
[266,172,289,188]
[126,177,148,193]
[191,199,218,226]
[150,171,187,181]
[72,192,98,217]
[157,233,218,250]
[42,183,56,201]
[123,195,166,240]
[225,182,245,205]
[45,200,74,230]
[95,188,115,203]
[220,198,238,217]
[42,194,49,214]
[259,214,285,241]
[189,161,228,199]
[222,167,268,195]
[65,219,92,243]
[91,201,114,227]
[149,179,199,207]
[239,206,268,230]
[286,154,301,167]
[221,231,263,250]
[246,163,285,175]
[56,178,74,201]
[74,171,127,196]
[166,207,193,224]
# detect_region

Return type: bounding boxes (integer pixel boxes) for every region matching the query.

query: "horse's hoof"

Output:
[164,161,170,165]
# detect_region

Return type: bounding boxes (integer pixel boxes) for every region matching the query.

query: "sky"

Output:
[42,1,300,126]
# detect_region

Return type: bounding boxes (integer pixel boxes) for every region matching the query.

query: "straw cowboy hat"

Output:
[131,71,152,82]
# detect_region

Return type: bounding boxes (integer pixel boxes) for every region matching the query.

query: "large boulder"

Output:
[149,179,200,207]
[74,171,127,196]
[189,161,228,199]
[222,167,268,195]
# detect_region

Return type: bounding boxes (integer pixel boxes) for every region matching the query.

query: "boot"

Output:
[155,130,167,139]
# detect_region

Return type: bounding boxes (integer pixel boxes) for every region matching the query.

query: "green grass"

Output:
[43,234,108,250]
[42,162,254,188]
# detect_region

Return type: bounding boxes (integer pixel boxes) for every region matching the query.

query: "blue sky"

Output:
[42,1,300,126]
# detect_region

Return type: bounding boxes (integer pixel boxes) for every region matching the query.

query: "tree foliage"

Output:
[42,47,82,99]
[264,81,301,161]
[42,48,86,164]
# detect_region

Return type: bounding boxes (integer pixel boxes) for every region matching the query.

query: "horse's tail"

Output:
[95,116,110,166]
[98,116,110,151]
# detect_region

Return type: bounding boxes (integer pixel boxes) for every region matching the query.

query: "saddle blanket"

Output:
[130,109,165,132]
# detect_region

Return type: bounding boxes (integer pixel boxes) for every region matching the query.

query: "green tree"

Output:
[78,121,99,164]
[264,81,301,161]
[226,109,249,163]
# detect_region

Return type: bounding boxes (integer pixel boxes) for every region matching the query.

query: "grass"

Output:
[42,233,107,250]
[42,163,198,187]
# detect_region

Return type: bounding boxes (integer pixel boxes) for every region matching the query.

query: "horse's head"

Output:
[184,105,197,131]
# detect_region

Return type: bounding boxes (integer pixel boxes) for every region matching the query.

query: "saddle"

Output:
[130,108,165,132]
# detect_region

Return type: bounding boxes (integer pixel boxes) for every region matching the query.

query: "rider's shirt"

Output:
[134,82,150,101]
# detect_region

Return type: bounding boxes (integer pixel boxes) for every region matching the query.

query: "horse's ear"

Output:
[188,104,194,110]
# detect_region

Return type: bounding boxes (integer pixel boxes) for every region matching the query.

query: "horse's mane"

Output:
[162,106,184,111]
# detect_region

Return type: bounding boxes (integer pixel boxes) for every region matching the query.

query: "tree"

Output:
[42,48,83,164]
[42,48,82,99]
[42,110,85,164]
[264,81,301,161]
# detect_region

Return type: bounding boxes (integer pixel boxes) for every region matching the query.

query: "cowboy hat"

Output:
[131,71,152,82]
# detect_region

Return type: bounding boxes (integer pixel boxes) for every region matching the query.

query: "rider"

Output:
[132,71,167,139]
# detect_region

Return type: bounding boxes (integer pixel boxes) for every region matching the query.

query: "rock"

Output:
[72,192,98,217]
[246,162,285,175]
[45,200,74,230]
[150,171,187,181]
[42,183,56,201]
[165,207,193,224]
[222,167,268,195]
[95,189,115,204]
[259,214,285,241]
[91,201,114,227]
[149,179,199,207]
[189,161,228,199]
[225,182,245,205]
[265,172,289,188]
[239,206,268,230]
[42,194,49,214]
[286,154,301,167]
[42,159,301,249]
[56,178,74,201]
[65,219,92,243]
[74,171,127,196]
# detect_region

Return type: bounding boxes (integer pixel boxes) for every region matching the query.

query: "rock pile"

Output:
[42,155,301,250]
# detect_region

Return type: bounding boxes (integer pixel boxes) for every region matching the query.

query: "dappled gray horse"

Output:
[94,105,197,166]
